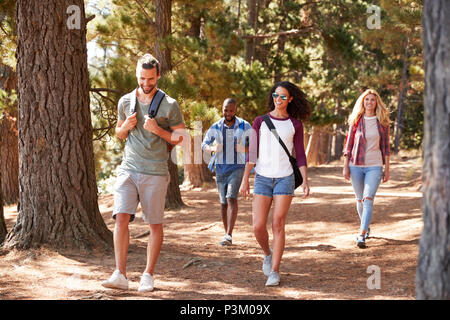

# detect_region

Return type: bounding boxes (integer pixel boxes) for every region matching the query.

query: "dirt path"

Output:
[0,155,422,300]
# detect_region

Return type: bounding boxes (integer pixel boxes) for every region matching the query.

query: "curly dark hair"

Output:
[267,81,311,121]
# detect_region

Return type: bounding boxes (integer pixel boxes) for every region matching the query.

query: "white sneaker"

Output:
[101,270,129,290]
[138,272,154,292]
[219,234,232,246]
[265,271,280,286]
[262,249,272,276]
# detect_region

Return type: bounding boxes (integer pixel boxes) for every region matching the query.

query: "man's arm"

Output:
[201,126,223,153]
[144,118,187,145]
[116,113,137,140]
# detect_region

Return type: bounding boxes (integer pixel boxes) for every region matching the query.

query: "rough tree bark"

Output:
[0,154,6,244]
[0,65,18,94]
[245,0,257,64]
[155,0,172,73]
[165,160,183,209]
[5,0,112,250]
[394,44,410,153]
[0,114,19,205]
[0,65,19,206]
[305,126,330,166]
[183,132,213,188]
[416,0,450,300]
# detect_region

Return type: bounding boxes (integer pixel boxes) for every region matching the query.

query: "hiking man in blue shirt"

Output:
[202,98,251,246]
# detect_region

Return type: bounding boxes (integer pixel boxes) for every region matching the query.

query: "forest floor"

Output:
[0,154,423,300]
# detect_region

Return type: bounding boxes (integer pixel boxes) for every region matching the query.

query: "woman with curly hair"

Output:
[240,81,311,286]
[343,89,391,248]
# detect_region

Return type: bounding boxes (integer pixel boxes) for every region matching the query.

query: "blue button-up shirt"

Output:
[201,116,252,174]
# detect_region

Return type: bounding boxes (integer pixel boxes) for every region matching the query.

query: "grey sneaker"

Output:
[365,228,371,239]
[138,272,154,292]
[262,249,272,276]
[219,234,232,246]
[265,271,280,286]
[356,235,366,248]
[101,270,129,290]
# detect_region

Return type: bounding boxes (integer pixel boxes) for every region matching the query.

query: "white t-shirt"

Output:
[248,114,307,178]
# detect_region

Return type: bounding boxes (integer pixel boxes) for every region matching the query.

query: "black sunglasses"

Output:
[272,92,288,101]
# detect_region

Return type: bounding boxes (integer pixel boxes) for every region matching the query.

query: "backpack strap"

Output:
[148,89,166,118]
[128,88,166,118]
[129,88,138,114]
[262,114,294,160]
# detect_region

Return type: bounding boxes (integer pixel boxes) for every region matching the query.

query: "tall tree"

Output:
[0,0,19,206]
[416,0,450,299]
[155,0,172,73]
[245,0,257,64]
[0,114,18,205]
[0,149,6,244]
[154,0,184,208]
[5,0,112,250]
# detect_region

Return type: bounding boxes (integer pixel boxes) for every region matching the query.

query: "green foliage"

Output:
[0,89,16,115]
[84,0,423,158]
[0,0,17,68]
[0,0,425,187]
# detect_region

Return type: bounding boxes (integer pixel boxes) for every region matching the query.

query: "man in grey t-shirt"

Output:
[102,54,185,292]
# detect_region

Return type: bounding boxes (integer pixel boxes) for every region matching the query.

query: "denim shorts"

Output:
[215,168,245,204]
[253,173,295,198]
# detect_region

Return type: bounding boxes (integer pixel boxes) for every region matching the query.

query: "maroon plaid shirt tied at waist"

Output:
[343,116,390,165]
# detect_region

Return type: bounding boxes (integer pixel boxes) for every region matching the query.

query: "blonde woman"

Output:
[343,89,390,248]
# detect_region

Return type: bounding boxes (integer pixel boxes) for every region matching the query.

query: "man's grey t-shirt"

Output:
[117,91,184,176]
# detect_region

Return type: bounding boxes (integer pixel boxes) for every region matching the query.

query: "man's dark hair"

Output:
[137,53,160,75]
[223,98,237,107]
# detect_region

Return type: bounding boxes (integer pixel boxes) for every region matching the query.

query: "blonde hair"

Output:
[348,89,390,127]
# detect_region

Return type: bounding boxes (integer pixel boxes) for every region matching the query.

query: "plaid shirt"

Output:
[343,116,390,165]
[201,116,252,172]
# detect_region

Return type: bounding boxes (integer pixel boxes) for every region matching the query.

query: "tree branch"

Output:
[241,26,314,39]
[135,0,154,26]
[89,87,123,95]
[86,15,95,24]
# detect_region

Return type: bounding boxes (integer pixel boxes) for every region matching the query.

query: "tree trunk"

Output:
[245,0,257,64]
[165,160,183,209]
[394,44,410,153]
[0,167,6,244]
[416,0,450,300]
[0,67,19,207]
[331,100,345,160]
[155,0,183,209]
[274,1,286,82]
[0,64,18,94]
[185,3,201,38]
[306,126,330,166]
[155,0,172,74]
[183,134,213,188]
[0,114,19,205]
[274,34,286,82]
[5,0,112,251]
[332,123,346,160]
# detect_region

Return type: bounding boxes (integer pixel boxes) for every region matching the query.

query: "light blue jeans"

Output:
[349,166,383,232]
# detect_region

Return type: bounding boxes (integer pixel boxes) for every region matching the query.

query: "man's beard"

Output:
[225,115,236,122]
[141,84,155,94]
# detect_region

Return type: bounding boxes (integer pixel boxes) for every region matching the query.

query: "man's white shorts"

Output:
[113,168,170,224]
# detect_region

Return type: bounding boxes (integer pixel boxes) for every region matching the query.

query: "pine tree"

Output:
[416,0,450,300]
[6,0,112,250]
